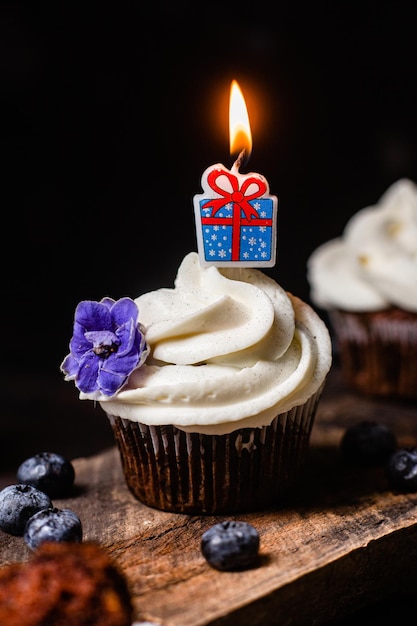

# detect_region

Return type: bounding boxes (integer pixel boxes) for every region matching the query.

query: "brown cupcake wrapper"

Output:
[329,309,417,401]
[106,385,325,514]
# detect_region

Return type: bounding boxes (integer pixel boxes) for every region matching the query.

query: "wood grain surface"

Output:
[1,367,417,625]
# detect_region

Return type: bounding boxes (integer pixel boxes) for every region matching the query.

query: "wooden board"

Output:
[2,367,417,625]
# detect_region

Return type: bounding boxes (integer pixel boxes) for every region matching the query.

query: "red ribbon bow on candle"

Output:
[201,168,267,220]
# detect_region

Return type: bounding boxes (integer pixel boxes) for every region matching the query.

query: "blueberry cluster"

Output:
[340,420,417,492]
[0,452,82,550]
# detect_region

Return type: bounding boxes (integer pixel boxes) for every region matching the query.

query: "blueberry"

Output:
[340,420,397,467]
[201,521,260,571]
[24,507,83,550]
[16,452,75,498]
[386,448,417,492]
[0,484,52,536]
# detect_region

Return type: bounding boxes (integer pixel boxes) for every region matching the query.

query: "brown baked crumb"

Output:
[0,541,133,626]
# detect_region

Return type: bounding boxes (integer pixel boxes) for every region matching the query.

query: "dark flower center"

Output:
[93,343,119,358]
[85,329,120,360]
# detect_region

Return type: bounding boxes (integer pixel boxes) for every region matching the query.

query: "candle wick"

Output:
[236,149,245,169]
[232,149,246,173]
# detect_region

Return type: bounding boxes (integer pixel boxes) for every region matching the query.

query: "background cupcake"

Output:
[62,252,332,514]
[307,178,417,401]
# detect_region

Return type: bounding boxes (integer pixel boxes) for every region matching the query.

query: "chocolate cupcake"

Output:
[307,178,417,401]
[62,252,332,513]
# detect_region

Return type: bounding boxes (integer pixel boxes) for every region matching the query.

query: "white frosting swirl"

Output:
[307,179,417,312]
[85,252,331,434]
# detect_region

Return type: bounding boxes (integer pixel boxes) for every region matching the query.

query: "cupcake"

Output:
[307,178,417,401]
[61,251,332,514]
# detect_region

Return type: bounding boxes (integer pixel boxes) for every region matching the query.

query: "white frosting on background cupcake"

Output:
[307,179,417,313]
[82,252,332,434]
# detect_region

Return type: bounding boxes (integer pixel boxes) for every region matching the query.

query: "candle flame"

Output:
[229,80,252,162]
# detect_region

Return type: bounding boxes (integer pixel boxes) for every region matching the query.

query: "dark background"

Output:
[2,1,417,380]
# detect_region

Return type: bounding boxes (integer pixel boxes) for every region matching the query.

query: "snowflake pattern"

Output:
[199,198,274,263]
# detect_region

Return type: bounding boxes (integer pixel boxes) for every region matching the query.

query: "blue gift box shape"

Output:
[194,162,278,267]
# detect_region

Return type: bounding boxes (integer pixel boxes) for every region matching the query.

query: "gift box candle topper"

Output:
[194,80,278,267]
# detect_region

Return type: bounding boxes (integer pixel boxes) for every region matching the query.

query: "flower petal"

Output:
[84,330,119,349]
[137,326,150,367]
[75,300,113,332]
[115,318,137,357]
[76,351,101,393]
[100,297,116,310]
[110,298,139,328]
[60,353,79,379]
[105,349,139,378]
[69,321,94,358]
[97,366,128,396]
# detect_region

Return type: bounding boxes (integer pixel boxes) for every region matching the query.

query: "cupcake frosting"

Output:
[307,179,417,313]
[83,252,331,434]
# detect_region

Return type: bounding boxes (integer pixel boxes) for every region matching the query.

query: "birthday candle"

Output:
[193,80,278,268]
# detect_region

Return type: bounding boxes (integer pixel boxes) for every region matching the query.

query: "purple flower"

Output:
[61,297,149,396]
